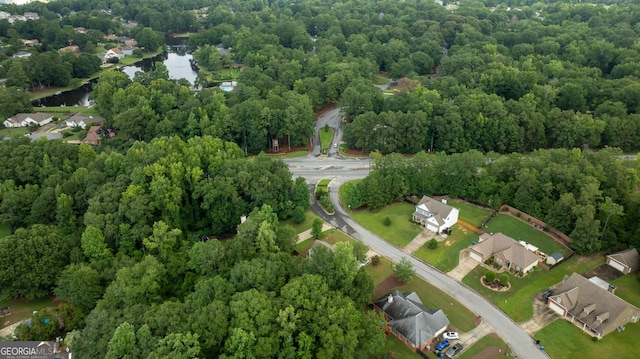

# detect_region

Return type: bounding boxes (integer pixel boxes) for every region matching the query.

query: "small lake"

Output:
[33,37,197,107]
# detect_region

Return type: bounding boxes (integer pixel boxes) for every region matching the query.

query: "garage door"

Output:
[549,300,565,316]
[469,251,483,262]
[427,224,438,232]
[608,260,626,273]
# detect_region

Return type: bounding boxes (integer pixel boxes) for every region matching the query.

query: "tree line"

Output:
[343,148,639,255]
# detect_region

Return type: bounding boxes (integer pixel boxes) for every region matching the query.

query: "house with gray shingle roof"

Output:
[412,196,459,233]
[3,113,53,128]
[606,248,640,274]
[373,290,450,351]
[469,232,540,273]
[548,273,640,338]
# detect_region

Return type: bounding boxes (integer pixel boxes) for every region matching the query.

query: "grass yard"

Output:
[448,199,493,228]
[365,256,394,286]
[272,151,309,158]
[279,209,320,233]
[611,275,640,307]
[319,128,334,151]
[385,278,476,332]
[210,68,241,81]
[380,335,422,359]
[534,318,640,359]
[372,74,390,85]
[0,297,54,329]
[0,223,11,238]
[38,106,102,117]
[484,214,570,257]
[458,334,511,359]
[349,202,423,247]
[413,224,478,272]
[0,127,28,138]
[294,238,314,256]
[462,254,605,322]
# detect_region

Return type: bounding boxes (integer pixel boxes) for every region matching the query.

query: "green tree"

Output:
[427,238,438,249]
[81,226,111,261]
[105,322,136,359]
[55,264,104,312]
[311,218,323,239]
[485,270,496,283]
[499,274,509,286]
[394,257,415,283]
[148,333,201,359]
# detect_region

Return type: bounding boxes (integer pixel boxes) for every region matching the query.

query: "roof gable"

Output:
[416,196,455,220]
[608,248,640,271]
[471,233,539,269]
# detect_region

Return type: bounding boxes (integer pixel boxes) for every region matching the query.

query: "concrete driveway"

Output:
[520,297,559,336]
[448,249,479,281]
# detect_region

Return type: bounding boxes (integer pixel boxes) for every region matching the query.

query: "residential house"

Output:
[20,39,39,47]
[83,126,102,145]
[23,12,39,20]
[102,48,124,63]
[307,240,334,258]
[59,45,81,54]
[83,126,115,145]
[606,248,640,274]
[547,273,640,338]
[74,27,87,34]
[412,196,459,233]
[469,232,540,273]
[65,113,105,129]
[373,290,450,351]
[103,34,118,42]
[27,133,63,142]
[3,113,53,128]
[124,39,138,47]
[12,51,32,59]
[0,11,10,20]
[120,45,137,56]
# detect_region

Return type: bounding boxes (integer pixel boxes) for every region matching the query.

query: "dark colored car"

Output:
[445,343,463,358]
[542,290,554,301]
[436,339,450,351]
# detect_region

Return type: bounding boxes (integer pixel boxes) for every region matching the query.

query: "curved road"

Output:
[285,156,547,359]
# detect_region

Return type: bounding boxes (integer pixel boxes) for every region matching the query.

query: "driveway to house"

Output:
[303,176,549,359]
[448,248,479,281]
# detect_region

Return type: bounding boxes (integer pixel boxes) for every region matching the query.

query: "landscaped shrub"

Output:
[372,255,380,266]
[383,216,391,226]
[324,123,329,132]
[499,274,509,286]
[427,238,438,249]
[485,270,496,282]
[484,257,494,265]
[292,206,305,224]
[318,194,334,212]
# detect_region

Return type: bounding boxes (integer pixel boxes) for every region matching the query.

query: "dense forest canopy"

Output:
[1,0,640,357]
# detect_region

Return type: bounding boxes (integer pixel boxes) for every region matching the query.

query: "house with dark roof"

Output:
[547,273,640,338]
[412,196,459,233]
[469,232,540,273]
[606,248,640,274]
[373,290,450,351]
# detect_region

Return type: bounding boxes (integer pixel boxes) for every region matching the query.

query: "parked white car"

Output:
[442,332,459,340]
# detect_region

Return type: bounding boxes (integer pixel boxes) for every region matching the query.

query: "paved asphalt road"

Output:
[285,157,549,359]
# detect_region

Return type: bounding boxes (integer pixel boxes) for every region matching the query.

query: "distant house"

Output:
[124,39,138,47]
[20,39,39,47]
[65,113,105,129]
[546,252,564,266]
[373,290,450,351]
[3,113,53,128]
[307,240,334,258]
[83,126,115,145]
[26,133,63,142]
[412,196,459,233]
[74,27,87,34]
[547,273,640,338]
[103,34,118,42]
[12,51,32,59]
[59,45,81,54]
[102,48,124,63]
[606,248,640,274]
[469,232,540,273]
[220,81,238,92]
[120,45,137,56]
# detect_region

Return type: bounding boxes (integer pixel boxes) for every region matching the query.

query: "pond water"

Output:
[33,37,197,107]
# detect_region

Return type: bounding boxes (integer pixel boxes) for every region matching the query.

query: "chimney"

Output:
[441,197,447,204]
[387,294,393,304]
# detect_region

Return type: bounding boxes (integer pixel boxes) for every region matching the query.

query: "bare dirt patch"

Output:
[582,264,623,282]
[373,274,404,299]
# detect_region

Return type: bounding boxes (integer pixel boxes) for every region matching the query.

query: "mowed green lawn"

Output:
[413,224,478,272]
[448,199,494,228]
[380,335,422,359]
[462,255,605,322]
[349,202,423,247]
[611,275,640,307]
[535,319,640,359]
[0,297,54,329]
[484,214,571,257]
[319,128,334,151]
[458,334,511,359]
[365,256,394,286]
[279,209,321,233]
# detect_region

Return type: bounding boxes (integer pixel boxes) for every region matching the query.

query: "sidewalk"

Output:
[296,222,334,243]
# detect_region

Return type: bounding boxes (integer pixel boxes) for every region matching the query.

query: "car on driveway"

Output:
[445,343,463,358]
[436,339,450,351]
[442,332,459,340]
